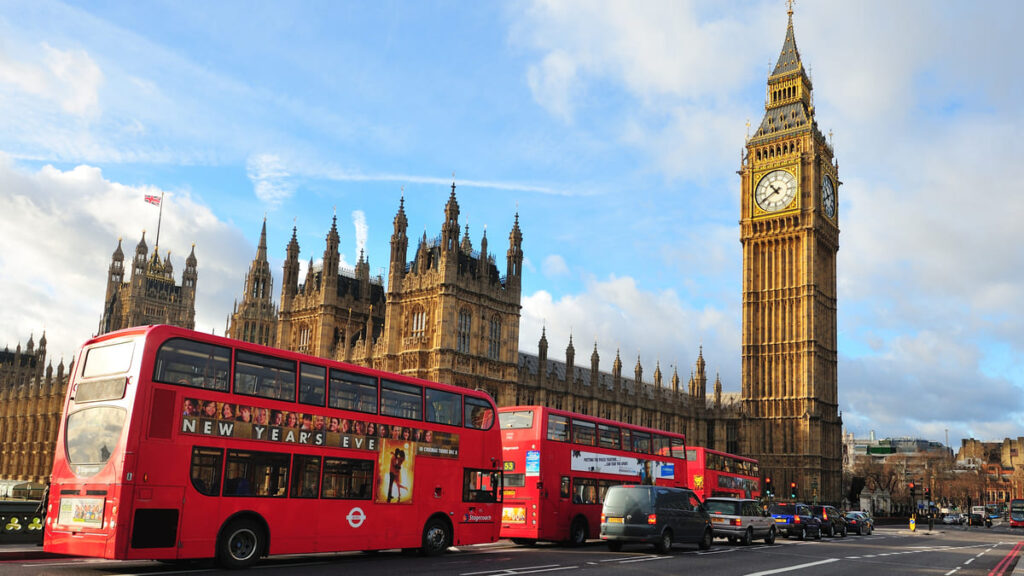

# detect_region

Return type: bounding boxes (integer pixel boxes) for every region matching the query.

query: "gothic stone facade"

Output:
[99,232,197,335]
[0,332,69,485]
[739,10,843,503]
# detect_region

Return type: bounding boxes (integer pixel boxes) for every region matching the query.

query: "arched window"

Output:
[488,316,501,360]
[457,309,472,353]
[411,306,426,339]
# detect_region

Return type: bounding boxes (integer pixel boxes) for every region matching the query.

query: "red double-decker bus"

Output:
[43,325,502,568]
[497,406,688,546]
[1009,499,1024,528]
[679,446,759,500]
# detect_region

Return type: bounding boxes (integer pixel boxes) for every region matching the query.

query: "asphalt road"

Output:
[3,526,1022,576]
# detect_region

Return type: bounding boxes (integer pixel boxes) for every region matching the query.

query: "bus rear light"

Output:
[647,514,657,525]
[601,513,606,523]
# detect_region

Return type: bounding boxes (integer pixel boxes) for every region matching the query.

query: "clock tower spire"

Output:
[740,6,842,504]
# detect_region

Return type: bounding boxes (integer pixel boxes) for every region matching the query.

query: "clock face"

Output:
[754,170,797,212]
[822,175,836,218]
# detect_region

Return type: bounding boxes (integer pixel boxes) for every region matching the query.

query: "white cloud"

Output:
[527,51,578,122]
[0,42,104,118]
[541,254,569,277]
[0,156,250,362]
[352,210,368,259]
[246,153,295,206]
[520,275,740,390]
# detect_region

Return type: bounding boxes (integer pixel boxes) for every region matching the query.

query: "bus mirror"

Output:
[536,482,543,490]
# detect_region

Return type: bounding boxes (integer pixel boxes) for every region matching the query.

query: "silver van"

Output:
[599,485,712,553]
[704,497,777,545]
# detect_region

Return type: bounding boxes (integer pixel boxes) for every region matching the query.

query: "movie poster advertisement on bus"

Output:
[180,399,460,459]
[376,439,414,504]
[570,449,676,480]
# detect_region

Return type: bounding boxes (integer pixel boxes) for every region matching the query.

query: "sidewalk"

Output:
[0,543,65,561]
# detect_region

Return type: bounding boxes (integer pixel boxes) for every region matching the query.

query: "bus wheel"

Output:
[421,518,451,556]
[566,517,587,547]
[511,538,537,546]
[217,518,262,569]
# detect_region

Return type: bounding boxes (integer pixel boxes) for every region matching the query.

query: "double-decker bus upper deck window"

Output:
[290,455,322,498]
[234,350,297,401]
[328,370,378,414]
[621,428,632,451]
[498,410,533,429]
[189,447,223,496]
[381,379,423,420]
[154,338,230,391]
[671,437,685,456]
[65,406,127,477]
[224,449,290,497]
[465,397,495,430]
[425,388,462,426]
[631,430,651,453]
[82,340,136,378]
[321,457,373,499]
[686,448,697,461]
[547,414,569,442]
[299,363,326,407]
[598,424,620,449]
[652,434,671,456]
[572,419,597,446]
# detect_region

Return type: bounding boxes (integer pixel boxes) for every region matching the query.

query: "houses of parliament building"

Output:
[2,8,842,503]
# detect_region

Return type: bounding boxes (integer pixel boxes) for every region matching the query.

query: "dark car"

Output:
[811,505,847,537]
[968,513,992,527]
[844,511,874,535]
[600,485,713,553]
[769,502,821,540]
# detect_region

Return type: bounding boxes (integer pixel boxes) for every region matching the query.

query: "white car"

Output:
[704,497,777,545]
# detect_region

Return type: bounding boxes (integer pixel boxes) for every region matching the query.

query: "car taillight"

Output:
[823,511,828,520]
[732,519,742,526]
[647,514,657,525]
[601,513,606,523]
[849,519,857,524]
[794,516,800,524]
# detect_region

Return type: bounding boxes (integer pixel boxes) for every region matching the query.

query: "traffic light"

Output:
[790,481,797,499]
[925,487,931,500]
[765,477,773,497]
[909,482,916,497]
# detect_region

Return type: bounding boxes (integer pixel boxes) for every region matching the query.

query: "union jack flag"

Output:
[145,194,161,206]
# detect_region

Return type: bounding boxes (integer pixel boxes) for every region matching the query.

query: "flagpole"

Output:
[155,191,165,250]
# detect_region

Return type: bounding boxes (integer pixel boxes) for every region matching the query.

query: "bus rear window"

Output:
[82,340,135,378]
[498,410,533,429]
[465,398,495,430]
[65,406,127,477]
[154,338,230,391]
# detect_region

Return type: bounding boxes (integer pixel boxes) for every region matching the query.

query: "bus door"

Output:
[551,475,571,536]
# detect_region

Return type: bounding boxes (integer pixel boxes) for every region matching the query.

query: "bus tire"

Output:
[216,518,263,570]
[511,538,537,546]
[566,517,587,547]
[421,517,451,556]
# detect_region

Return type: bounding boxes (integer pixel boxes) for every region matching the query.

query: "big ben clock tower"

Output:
[740,6,842,503]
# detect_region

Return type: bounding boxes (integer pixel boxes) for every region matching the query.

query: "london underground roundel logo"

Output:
[346,507,366,528]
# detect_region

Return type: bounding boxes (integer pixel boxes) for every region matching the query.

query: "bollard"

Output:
[909,515,916,532]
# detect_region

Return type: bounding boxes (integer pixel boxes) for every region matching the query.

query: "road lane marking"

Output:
[744,558,838,576]
[461,564,578,576]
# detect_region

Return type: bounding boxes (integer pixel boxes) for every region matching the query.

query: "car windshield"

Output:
[705,500,740,515]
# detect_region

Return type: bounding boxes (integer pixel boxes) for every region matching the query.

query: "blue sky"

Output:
[1,0,1022,448]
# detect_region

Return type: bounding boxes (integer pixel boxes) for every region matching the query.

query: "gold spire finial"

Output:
[787,0,794,17]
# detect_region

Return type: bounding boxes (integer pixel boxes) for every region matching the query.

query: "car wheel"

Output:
[655,529,673,554]
[740,527,753,546]
[765,526,776,545]
[841,525,847,537]
[814,526,822,540]
[699,527,713,551]
[866,525,872,535]
[608,541,623,552]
